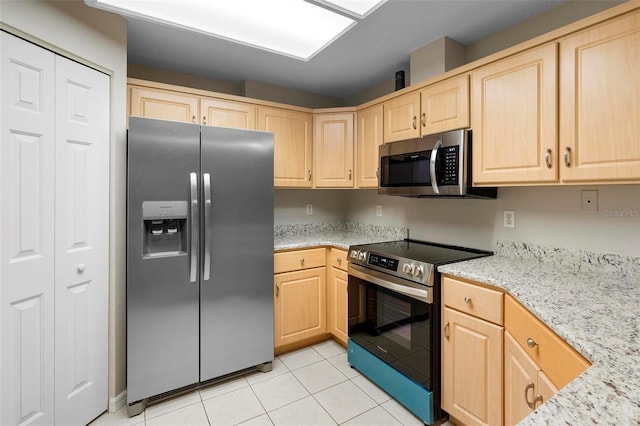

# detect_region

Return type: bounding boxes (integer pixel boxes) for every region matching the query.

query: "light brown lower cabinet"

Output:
[327,249,349,346]
[442,306,504,426]
[504,331,558,425]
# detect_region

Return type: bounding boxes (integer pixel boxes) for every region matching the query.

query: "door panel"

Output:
[199,126,274,381]
[54,55,110,425]
[1,31,55,426]
[127,117,201,402]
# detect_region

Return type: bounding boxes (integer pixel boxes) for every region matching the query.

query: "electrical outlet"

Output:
[581,190,598,211]
[306,204,313,215]
[503,210,515,228]
[376,205,382,217]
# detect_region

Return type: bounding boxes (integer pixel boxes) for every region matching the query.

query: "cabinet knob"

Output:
[337,258,342,264]
[77,263,87,273]
[526,337,538,348]
[300,257,305,265]
[348,169,352,181]
[464,296,472,304]
[192,115,196,123]
[545,149,552,169]
[444,321,450,338]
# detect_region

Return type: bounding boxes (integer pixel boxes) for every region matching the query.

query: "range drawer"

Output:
[505,294,590,389]
[274,248,326,274]
[442,275,504,325]
[328,248,348,272]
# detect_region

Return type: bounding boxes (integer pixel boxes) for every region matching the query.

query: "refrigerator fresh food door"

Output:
[199,126,274,382]
[127,117,201,403]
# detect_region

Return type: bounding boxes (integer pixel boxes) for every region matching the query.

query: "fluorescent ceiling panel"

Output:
[86,0,356,60]
[316,0,387,18]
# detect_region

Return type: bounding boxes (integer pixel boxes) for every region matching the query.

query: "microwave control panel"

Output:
[441,146,459,186]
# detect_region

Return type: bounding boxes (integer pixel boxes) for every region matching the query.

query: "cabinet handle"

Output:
[545,149,552,169]
[203,116,207,125]
[308,170,312,181]
[300,257,305,265]
[276,283,279,297]
[464,296,472,304]
[421,113,426,127]
[525,382,536,409]
[412,116,417,129]
[533,394,544,409]
[444,321,450,338]
[192,115,196,124]
[337,258,342,264]
[564,147,571,167]
[348,169,352,181]
[526,337,538,348]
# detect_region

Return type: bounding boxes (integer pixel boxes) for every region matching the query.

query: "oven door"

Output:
[348,263,435,389]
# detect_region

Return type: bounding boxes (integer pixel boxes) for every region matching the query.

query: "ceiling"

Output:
[125,0,566,100]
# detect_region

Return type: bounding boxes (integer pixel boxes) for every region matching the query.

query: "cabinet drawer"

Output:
[505,295,590,389]
[443,276,504,325]
[274,248,326,274]
[328,248,348,272]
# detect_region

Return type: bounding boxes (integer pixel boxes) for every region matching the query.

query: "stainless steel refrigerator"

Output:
[126,117,274,415]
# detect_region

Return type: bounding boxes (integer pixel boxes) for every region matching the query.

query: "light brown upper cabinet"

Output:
[129,85,199,124]
[471,43,558,185]
[258,107,313,188]
[383,75,470,144]
[200,97,257,130]
[559,9,640,183]
[383,91,421,142]
[356,104,383,188]
[419,74,470,135]
[314,112,354,188]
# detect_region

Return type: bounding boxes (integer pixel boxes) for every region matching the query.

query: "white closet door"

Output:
[54,55,109,425]
[0,32,56,426]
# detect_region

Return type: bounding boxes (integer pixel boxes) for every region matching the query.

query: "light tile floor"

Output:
[92,340,452,426]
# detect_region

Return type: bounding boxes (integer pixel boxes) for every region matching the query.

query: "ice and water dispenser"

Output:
[142,201,188,258]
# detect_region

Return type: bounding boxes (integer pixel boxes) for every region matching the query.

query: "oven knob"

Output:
[358,251,367,261]
[412,265,424,277]
[350,250,359,259]
[403,264,414,275]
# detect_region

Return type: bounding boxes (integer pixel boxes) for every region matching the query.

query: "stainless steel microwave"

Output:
[378,129,497,198]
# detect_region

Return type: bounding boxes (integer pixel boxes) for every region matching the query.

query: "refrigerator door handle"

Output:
[203,173,212,281]
[189,172,198,283]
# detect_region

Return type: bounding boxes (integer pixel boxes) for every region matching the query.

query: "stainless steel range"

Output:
[347,239,492,425]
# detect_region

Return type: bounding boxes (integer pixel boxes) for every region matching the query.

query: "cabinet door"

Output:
[442,307,503,426]
[1,31,56,426]
[356,104,383,188]
[259,107,313,188]
[327,267,348,346]
[54,56,109,426]
[383,91,421,143]
[536,370,559,408]
[314,113,354,188]
[129,85,198,123]
[200,97,256,130]
[420,74,469,135]
[560,10,640,183]
[274,268,326,348]
[504,331,539,426]
[471,43,558,185]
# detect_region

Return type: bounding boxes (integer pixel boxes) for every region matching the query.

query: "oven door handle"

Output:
[429,139,443,195]
[349,264,433,304]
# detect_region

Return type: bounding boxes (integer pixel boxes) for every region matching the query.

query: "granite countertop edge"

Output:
[438,253,640,424]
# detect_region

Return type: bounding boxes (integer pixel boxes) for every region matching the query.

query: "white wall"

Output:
[339,185,640,257]
[1,0,128,401]
[274,190,349,225]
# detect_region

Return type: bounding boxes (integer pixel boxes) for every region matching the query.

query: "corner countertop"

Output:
[438,241,640,424]
[274,222,408,251]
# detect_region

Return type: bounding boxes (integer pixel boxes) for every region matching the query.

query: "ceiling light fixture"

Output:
[313,0,387,19]
[85,0,375,61]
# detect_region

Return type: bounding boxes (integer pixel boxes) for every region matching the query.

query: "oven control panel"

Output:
[349,249,433,286]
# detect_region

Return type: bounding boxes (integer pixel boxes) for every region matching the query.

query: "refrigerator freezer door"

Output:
[127,117,200,403]
[199,126,274,382]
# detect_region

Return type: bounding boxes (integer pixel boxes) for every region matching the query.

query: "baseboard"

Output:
[109,390,127,413]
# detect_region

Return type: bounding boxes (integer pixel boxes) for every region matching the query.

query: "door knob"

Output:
[77,264,87,273]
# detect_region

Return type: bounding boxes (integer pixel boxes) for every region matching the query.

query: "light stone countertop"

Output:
[274,222,408,251]
[438,241,640,425]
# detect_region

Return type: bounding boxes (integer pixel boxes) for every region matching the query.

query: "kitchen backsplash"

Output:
[496,240,640,276]
[274,221,407,241]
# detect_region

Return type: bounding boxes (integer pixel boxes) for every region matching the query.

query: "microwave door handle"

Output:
[429,139,443,194]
